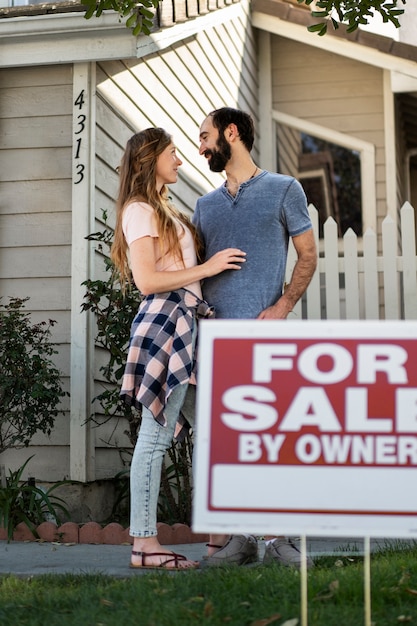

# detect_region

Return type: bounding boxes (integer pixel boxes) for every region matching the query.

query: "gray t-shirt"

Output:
[192,170,312,319]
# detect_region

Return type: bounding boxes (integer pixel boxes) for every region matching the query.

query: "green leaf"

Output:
[84,5,96,19]
[126,13,138,28]
[308,22,328,33]
[141,8,155,18]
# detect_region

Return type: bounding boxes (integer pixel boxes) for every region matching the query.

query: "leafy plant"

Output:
[302,0,406,36]
[0,456,71,542]
[104,468,130,525]
[81,217,141,445]
[81,0,405,37]
[159,436,194,525]
[82,214,195,526]
[0,297,68,454]
[83,0,160,36]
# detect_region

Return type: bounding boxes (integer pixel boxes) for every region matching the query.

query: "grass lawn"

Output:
[1,544,417,625]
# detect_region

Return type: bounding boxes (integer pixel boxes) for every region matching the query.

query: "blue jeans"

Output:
[129,334,197,538]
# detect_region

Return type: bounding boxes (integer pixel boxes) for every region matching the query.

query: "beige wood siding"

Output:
[271,35,386,237]
[0,65,73,480]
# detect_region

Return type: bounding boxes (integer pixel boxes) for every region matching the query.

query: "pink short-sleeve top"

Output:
[122,201,202,299]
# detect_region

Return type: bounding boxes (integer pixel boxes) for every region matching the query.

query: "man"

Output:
[192,107,317,568]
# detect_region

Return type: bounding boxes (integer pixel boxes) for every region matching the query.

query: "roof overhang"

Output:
[252,0,417,83]
[0,0,248,68]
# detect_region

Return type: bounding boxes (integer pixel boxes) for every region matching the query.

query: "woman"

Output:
[111,128,245,570]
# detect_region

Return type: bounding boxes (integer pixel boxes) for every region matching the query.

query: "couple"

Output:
[111,107,317,570]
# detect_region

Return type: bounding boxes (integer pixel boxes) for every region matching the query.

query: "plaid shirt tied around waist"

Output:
[120,288,214,437]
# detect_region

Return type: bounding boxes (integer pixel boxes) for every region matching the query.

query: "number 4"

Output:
[74,90,85,110]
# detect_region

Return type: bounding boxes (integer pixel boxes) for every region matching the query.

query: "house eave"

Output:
[252,0,417,80]
[0,0,248,68]
[0,12,138,67]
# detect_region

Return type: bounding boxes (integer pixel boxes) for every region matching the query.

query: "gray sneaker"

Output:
[205,535,258,566]
[263,538,314,568]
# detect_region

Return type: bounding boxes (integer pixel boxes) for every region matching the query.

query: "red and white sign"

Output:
[192,320,417,537]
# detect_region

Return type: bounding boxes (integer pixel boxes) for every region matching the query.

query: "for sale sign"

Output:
[192,320,417,537]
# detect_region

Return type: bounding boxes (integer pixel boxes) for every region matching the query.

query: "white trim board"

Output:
[70,62,96,482]
[272,109,377,233]
[0,2,250,68]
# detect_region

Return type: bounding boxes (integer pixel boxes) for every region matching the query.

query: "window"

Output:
[273,110,376,236]
[299,134,362,237]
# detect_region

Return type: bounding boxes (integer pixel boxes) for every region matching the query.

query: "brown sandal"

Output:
[203,542,224,560]
[130,550,198,570]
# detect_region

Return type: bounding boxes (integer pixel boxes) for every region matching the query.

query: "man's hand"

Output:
[257,295,293,319]
[257,229,317,320]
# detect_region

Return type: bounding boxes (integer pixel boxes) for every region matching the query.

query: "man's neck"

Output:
[225,160,259,196]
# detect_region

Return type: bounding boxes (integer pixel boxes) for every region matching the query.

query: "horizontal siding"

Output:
[2,116,71,149]
[30,412,71,447]
[271,34,386,230]
[0,65,72,88]
[29,310,72,343]
[0,180,72,213]
[1,147,71,182]
[275,79,383,101]
[0,213,71,247]
[95,448,132,480]
[271,37,384,119]
[92,417,133,451]
[0,85,71,119]
[0,276,71,309]
[0,447,71,483]
[0,64,73,480]
[0,246,71,277]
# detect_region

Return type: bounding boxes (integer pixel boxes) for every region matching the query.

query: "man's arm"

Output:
[257,228,317,319]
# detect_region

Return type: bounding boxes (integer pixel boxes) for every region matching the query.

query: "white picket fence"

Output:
[287,202,417,321]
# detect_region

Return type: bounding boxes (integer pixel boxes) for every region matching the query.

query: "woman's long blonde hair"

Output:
[111,128,202,287]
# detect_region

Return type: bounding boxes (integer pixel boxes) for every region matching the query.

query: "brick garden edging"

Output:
[0,522,209,545]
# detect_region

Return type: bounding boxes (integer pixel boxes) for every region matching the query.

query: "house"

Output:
[1,0,416,520]
[252,0,417,237]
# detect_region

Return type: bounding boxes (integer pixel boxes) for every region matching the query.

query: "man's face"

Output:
[199,116,231,172]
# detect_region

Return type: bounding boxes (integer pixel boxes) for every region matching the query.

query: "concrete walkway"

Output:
[0,537,408,578]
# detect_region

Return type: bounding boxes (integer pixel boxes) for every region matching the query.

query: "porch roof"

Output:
[252,0,417,153]
[252,0,417,64]
[0,0,238,28]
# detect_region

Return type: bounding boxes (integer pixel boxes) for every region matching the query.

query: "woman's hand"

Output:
[130,237,246,295]
[202,248,246,277]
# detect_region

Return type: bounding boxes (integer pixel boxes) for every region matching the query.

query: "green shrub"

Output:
[0,297,67,453]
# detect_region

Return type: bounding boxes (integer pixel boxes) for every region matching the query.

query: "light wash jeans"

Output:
[129,331,197,538]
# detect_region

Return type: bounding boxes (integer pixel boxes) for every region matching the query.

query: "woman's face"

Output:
[155,142,182,190]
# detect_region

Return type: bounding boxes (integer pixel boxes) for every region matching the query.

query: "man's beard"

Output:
[206,134,231,172]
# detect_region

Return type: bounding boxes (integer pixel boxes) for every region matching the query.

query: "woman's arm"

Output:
[130,236,246,295]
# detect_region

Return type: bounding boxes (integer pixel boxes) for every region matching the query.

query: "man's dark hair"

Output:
[209,107,255,152]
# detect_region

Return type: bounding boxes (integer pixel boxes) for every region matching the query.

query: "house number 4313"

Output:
[73,89,87,185]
